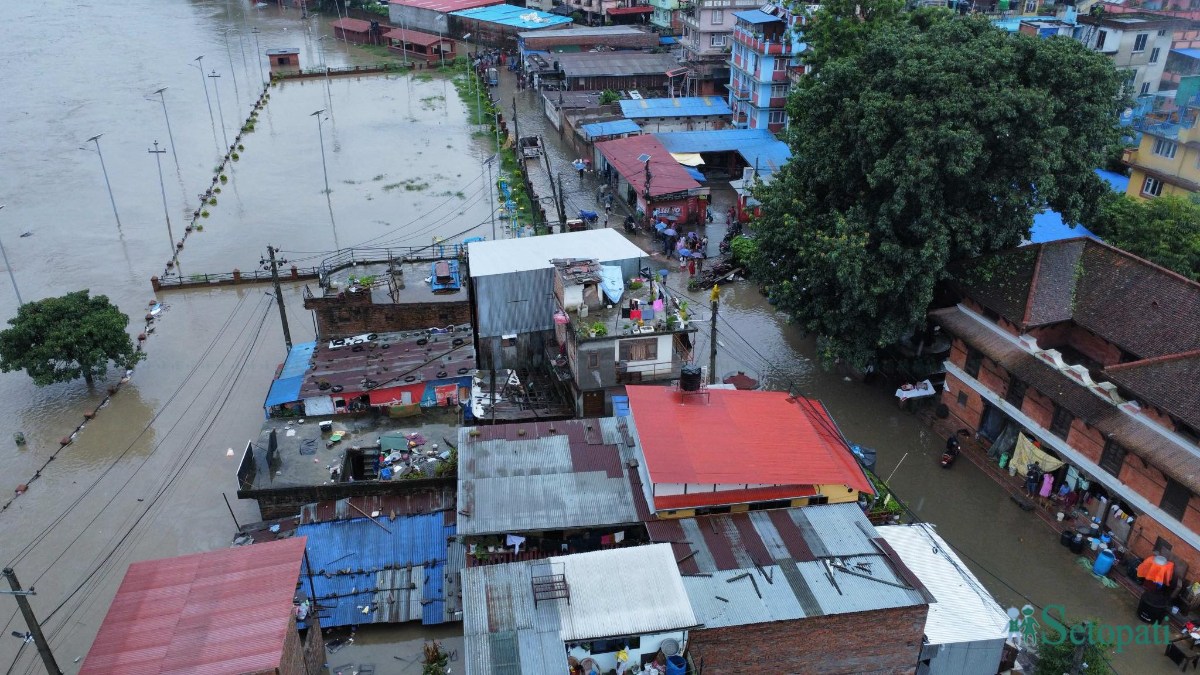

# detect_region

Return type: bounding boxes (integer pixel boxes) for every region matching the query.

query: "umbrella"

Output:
[679,248,692,257]
[663,228,677,237]
[654,222,667,231]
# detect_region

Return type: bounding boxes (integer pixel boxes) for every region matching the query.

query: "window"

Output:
[1142,176,1164,197]
[710,34,727,47]
[586,351,600,369]
[711,8,723,23]
[1050,403,1074,440]
[1159,29,1168,36]
[1150,47,1161,63]
[1141,81,1152,96]
[957,391,969,407]
[1133,33,1149,52]
[1099,439,1128,477]
[769,110,786,124]
[1160,478,1192,520]
[1096,31,1107,50]
[618,337,658,362]
[773,58,786,71]
[1005,378,1027,409]
[771,83,788,97]
[1153,138,1176,158]
[964,347,984,378]
[1025,0,1036,11]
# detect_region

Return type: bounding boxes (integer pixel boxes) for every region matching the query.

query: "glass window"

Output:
[1099,439,1127,477]
[769,110,786,124]
[964,347,984,378]
[619,338,658,362]
[1005,378,1027,409]
[1150,47,1161,63]
[1050,403,1074,440]
[1161,478,1192,521]
[1142,176,1164,197]
[1153,138,1177,158]
[1134,33,1149,52]
[711,8,723,23]
[1140,81,1152,96]
[710,34,726,47]
[1096,31,1107,50]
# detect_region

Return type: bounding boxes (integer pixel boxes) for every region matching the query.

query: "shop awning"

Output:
[264,375,304,408]
[607,5,652,14]
[671,152,704,167]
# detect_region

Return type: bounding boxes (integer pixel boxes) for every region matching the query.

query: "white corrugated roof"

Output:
[554,544,697,641]
[467,229,647,277]
[877,524,1011,646]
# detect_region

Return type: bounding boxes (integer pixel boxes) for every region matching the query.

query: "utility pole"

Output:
[150,88,179,171]
[2,568,62,675]
[208,70,230,152]
[148,141,176,259]
[556,174,566,225]
[708,284,719,385]
[0,205,23,306]
[267,245,293,350]
[311,109,330,194]
[84,134,121,230]
[223,28,241,105]
[251,28,265,86]
[484,155,497,240]
[194,56,217,136]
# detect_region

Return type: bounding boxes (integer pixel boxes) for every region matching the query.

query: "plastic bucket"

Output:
[1094,550,1116,576]
[666,655,687,675]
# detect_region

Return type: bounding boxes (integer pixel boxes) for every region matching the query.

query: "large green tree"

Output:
[0,290,144,386]
[795,0,906,71]
[751,16,1126,366]
[1092,192,1200,280]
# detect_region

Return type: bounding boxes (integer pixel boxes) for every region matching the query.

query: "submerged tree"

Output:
[0,290,144,386]
[751,16,1126,366]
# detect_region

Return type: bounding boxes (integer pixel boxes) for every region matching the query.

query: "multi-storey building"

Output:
[1123,100,1200,200]
[1078,11,1176,96]
[679,0,761,95]
[649,0,681,33]
[728,7,803,132]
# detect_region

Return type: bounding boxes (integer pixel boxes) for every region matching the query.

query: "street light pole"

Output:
[484,155,497,240]
[208,70,230,152]
[84,134,122,229]
[223,28,241,105]
[251,28,266,86]
[0,206,23,307]
[193,56,217,135]
[148,142,176,259]
[317,35,334,116]
[311,109,330,194]
[150,87,180,171]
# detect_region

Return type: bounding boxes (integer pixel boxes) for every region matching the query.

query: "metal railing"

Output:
[316,244,468,286]
[156,266,320,289]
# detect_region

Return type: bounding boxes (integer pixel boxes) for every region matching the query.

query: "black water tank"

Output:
[680,365,702,392]
[1138,589,1171,624]
[1069,533,1085,554]
[1060,529,1074,548]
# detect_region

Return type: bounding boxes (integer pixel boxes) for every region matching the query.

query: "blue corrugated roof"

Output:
[298,513,456,628]
[280,341,316,379]
[582,118,641,140]
[1172,48,1200,60]
[654,129,792,173]
[660,36,677,45]
[619,96,732,119]
[264,375,304,408]
[734,9,783,24]
[1095,168,1129,194]
[684,166,706,182]
[612,395,630,417]
[451,5,572,29]
[1031,211,1099,244]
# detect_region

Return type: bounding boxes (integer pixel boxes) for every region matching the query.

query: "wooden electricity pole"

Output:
[2,568,61,675]
[708,284,719,385]
[267,245,293,351]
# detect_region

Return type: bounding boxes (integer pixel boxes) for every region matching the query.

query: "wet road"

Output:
[0,1,1176,672]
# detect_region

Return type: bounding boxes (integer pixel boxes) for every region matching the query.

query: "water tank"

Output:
[1139,589,1170,623]
[665,655,687,675]
[1093,550,1116,576]
[659,638,679,657]
[680,365,703,391]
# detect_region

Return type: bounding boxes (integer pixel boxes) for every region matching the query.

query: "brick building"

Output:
[932,238,1200,575]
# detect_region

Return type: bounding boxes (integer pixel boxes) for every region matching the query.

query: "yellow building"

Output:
[1124,112,1200,200]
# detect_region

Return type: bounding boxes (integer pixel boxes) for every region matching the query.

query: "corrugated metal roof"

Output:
[457,418,641,535]
[518,25,650,38]
[298,491,455,525]
[734,9,783,23]
[332,17,375,32]
[582,118,641,140]
[877,524,1010,646]
[468,228,646,278]
[654,129,792,174]
[298,512,457,628]
[462,545,695,675]
[264,374,304,407]
[595,134,701,198]
[556,52,679,78]
[647,504,928,629]
[620,96,733,118]
[391,0,500,12]
[281,341,317,378]
[451,5,572,29]
[80,538,307,675]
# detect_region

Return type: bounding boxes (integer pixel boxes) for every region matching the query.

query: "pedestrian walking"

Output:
[604,215,610,228]
[688,257,696,277]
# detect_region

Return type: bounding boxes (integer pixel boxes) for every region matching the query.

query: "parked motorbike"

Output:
[941,437,960,468]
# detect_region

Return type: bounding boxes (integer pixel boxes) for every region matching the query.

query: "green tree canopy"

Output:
[1092,193,1200,280]
[795,0,906,71]
[751,17,1126,365]
[0,290,144,386]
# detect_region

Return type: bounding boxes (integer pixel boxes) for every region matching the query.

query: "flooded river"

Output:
[0,1,1174,672]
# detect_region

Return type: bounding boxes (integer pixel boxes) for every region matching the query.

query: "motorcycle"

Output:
[941,438,960,468]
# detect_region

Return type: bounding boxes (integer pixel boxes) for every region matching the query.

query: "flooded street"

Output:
[0,1,1174,672]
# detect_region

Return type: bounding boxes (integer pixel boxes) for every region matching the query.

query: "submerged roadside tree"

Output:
[0,290,144,386]
[751,17,1126,366]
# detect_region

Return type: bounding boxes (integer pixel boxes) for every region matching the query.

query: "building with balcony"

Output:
[679,0,763,95]
[932,237,1200,577]
[1122,100,1200,199]
[649,0,682,33]
[1078,12,1177,96]
[728,7,803,131]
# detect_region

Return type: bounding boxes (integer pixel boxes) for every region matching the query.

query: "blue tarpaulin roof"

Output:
[298,513,456,628]
[734,9,783,24]
[1028,169,1124,244]
[450,5,571,29]
[1172,48,1200,60]
[582,118,641,140]
[280,341,316,379]
[684,166,706,182]
[654,129,792,173]
[619,96,732,119]
[1096,168,1129,194]
[660,36,677,45]
[264,375,304,408]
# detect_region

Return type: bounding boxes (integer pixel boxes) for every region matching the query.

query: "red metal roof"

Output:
[653,484,816,509]
[332,17,375,32]
[596,135,701,198]
[607,5,653,13]
[80,538,307,675]
[626,386,873,493]
[390,0,502,12]
[383,28,448,47]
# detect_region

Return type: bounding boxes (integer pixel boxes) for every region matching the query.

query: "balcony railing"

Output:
[732,26,790,55]
[616,358,685,384]
[731,83,751,100]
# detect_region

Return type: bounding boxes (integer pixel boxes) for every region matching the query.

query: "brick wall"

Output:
[241,477,456,520]
[687,604,927,675]
[277,615,305,675]
[304,293,470,340]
